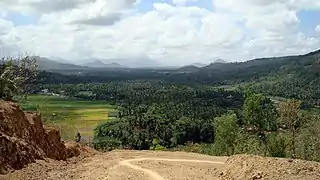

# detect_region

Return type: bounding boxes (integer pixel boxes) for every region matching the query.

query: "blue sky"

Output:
[298,10,320,35]
[4,12,38,26]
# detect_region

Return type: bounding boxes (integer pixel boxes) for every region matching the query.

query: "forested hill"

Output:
[197,49,320,105]
[200,49,319,81]
[36,49,320,104]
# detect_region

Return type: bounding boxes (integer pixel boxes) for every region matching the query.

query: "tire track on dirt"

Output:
[119,158,225,180]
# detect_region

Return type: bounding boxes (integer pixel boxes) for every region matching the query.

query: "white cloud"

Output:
[316,25,320,33]
[211,0,320,59]
[0,1,320,66]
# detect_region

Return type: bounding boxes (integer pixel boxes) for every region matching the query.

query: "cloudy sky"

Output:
[0,0,320,66]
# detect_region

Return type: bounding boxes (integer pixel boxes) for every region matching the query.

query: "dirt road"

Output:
[1,150,227,180]
[119,158,225,180]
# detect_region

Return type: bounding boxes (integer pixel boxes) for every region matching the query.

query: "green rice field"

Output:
[19,95,118,142]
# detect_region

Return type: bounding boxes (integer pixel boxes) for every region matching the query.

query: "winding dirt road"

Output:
[119,158,225,180]
[1,150,227,180]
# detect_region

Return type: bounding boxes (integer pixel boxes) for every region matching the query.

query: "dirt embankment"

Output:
[219,155,320,180]
[0,100,81,174]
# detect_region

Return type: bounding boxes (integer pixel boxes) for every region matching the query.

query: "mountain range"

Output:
[82,60,124,69]
[35,57,84,70]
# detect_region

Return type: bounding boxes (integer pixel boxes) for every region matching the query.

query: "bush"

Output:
[92,137,122,151]
[267,134,287,158]
[93,119,128,150]
[234,132,263,155]
[150,139,165,150]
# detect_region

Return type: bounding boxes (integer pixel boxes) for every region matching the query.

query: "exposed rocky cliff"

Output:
[0,100,76,174]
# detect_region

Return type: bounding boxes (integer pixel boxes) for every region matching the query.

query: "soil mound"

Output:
[219,155,320,180]
[0,100,78,174]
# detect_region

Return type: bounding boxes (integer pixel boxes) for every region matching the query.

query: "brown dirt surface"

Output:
[3,150,320,180]
[0,150,227,180]
[0,101,80,174]
[219,154,320,180]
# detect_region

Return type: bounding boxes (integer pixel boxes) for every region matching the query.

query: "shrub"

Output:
[267,134,287,158]
[234,132,263,155]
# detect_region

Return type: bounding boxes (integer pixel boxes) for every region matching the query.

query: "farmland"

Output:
[18,95,118,141]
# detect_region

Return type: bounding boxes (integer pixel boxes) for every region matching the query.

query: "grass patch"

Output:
[18,95,118,141]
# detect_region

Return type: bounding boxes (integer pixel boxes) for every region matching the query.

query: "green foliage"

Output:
[243,92,278,132]
[279,99,303,158]
[0,55,38,100]
[233,132,263,155]
[213,113,238,156]
[92,137,122,151]
[150,139,166,151]
[91,83,243,150]
[267,134,287,158]
[297,115,320,162]
[243,92,264,130]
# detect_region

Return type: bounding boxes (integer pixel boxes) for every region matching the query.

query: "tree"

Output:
[243,92,264,131]
[279,99,302,158]
[243,91,278,155]
[214,113,238,156]
[0,55,38,100]
[243,91,278,132]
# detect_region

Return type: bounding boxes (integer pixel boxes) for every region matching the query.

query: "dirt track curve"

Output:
[1,150,227,180]
[119,158,225,180]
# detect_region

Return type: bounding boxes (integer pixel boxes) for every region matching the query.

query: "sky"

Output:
[0,0,320,66]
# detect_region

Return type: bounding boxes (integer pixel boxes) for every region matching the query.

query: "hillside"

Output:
[178,65,200,72]
[191,49,320,104]
[191,62,207,67]
[201,49,319,78]
[35,57,85,70]
[82,60,124,69]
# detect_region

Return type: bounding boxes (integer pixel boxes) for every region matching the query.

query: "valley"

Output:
[1,49,320,180]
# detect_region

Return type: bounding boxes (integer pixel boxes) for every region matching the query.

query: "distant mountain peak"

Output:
[92,59,105,65]
[191,62,207,68]
[214,59,227,63]
[35,57,84,70]
[83,59,106,67]
[83,59,124,68]
[178,65,200,72]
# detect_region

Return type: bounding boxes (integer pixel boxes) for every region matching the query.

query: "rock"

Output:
[252,171,263,179]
